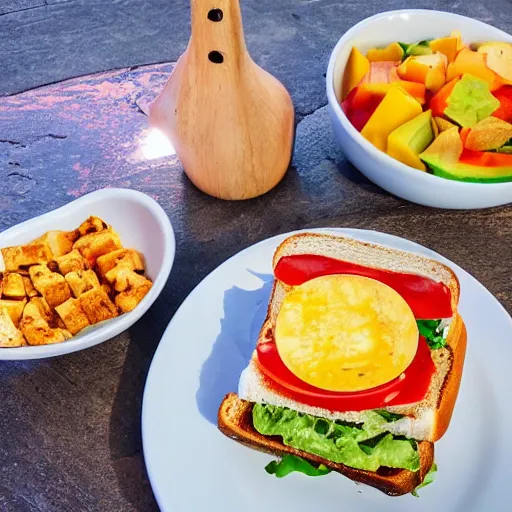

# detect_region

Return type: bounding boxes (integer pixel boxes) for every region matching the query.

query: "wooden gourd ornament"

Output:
[149,0,295,200]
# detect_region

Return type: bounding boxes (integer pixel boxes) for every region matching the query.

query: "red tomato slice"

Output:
[257,336,435,412]
[274,255,452,320]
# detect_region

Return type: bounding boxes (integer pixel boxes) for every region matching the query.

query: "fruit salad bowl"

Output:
[326,9,512,209]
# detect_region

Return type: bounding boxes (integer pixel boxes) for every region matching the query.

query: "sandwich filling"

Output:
[240,254,453,475]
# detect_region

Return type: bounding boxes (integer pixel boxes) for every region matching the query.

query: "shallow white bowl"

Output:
[0,188,175,360]
[326,9,512,209]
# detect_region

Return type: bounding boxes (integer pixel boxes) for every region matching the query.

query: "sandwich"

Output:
[218,232,467,496]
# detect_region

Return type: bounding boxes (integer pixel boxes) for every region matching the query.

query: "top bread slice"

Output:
[238,232,467,442]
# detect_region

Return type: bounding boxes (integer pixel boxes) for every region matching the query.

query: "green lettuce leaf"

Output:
[411,462,438,497]
[253,404,419,473]
[376,410,404,422]
[417,319,447,349]
[265,455,331,478]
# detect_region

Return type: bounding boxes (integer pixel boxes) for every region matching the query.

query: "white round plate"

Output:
[142,228,511,512]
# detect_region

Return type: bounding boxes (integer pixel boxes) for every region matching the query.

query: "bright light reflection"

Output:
[140,128,176,160]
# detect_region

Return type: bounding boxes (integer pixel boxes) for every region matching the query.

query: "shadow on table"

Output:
[196,271,274,425]
[107,290,173,511]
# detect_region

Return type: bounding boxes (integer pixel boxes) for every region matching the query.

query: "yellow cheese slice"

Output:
[275,275,419,392]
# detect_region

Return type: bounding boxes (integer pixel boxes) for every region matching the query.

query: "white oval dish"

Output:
[0,188,175,360]
[326,10,512,209]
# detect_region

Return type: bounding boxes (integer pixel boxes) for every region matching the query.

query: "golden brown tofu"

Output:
[0,307,25,347]
[65,270,100,298]
[22,276,38,298]
[0,299,27,327]
[73,230,122,267]
[29,265,71,308]
[77,216,108,236]
[113,269,152,313]
[101,283,112,297]
[54,249,88,275]
[29,296,53,323]
[20,303,71,346]
[55,298,90,335]
[31,230,79,258]
[2,273,26,299]
[77,287,118,324]
[96,249,145,282]
[1,243,52,271]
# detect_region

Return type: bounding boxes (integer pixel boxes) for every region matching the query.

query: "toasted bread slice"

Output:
[239,233,466,442]
[218,393,434,496]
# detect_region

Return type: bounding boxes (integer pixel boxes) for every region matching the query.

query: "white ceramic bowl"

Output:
[0,188,175,360]
[326,9,512,209]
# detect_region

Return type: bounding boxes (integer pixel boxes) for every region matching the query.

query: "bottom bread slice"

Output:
[218,393,435,497]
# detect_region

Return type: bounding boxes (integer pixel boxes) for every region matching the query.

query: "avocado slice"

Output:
[387,110,434,170]
[420,127,512,183]
[400,40,433,57]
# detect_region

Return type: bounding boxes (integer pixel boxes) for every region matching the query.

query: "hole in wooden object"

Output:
[208,51,224,64]
[208,8,223,22]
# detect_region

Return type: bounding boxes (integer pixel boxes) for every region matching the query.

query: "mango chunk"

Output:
[429,37,458,63]
[343,47,370,100]
[361,87,423,152]
[447,48,501,90]
[397,53,447,92]
[367,42,405,62]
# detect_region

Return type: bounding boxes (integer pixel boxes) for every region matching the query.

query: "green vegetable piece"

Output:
[444,74,500,127]
[252,404,420,472]
[265,455,331,478]
[412,462,438,497]
[376,410,404,422]
[495,137,512,153]
[417,319,447,349]
[398,40,433,57]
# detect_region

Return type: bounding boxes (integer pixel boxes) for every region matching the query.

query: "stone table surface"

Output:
[1,0,511,511]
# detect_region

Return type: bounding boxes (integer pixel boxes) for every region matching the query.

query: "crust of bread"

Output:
[218,393,435,497]
[431,313,467,440]
[243,233,466,442]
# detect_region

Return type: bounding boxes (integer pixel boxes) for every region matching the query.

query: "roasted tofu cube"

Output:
[22,276,38,298]
[0,307,25,347]
[77,216,108,236]
[20,303,71,346]
[0,299,27,327]
[54,249,88,275]
[73,230,122,266]
[1,243,52,271]
[29,265,71,308]
[31,230,79,258]
[2,273,26,299]
[101,283,112,297]
[97,249,145,281]
[55,298,90,335]
[77,287,118,324]
[65,270,100,297]
[28,296,61,328]
[113,269,152,313]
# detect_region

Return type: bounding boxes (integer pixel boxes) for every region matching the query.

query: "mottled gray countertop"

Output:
[1,0,511,510]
